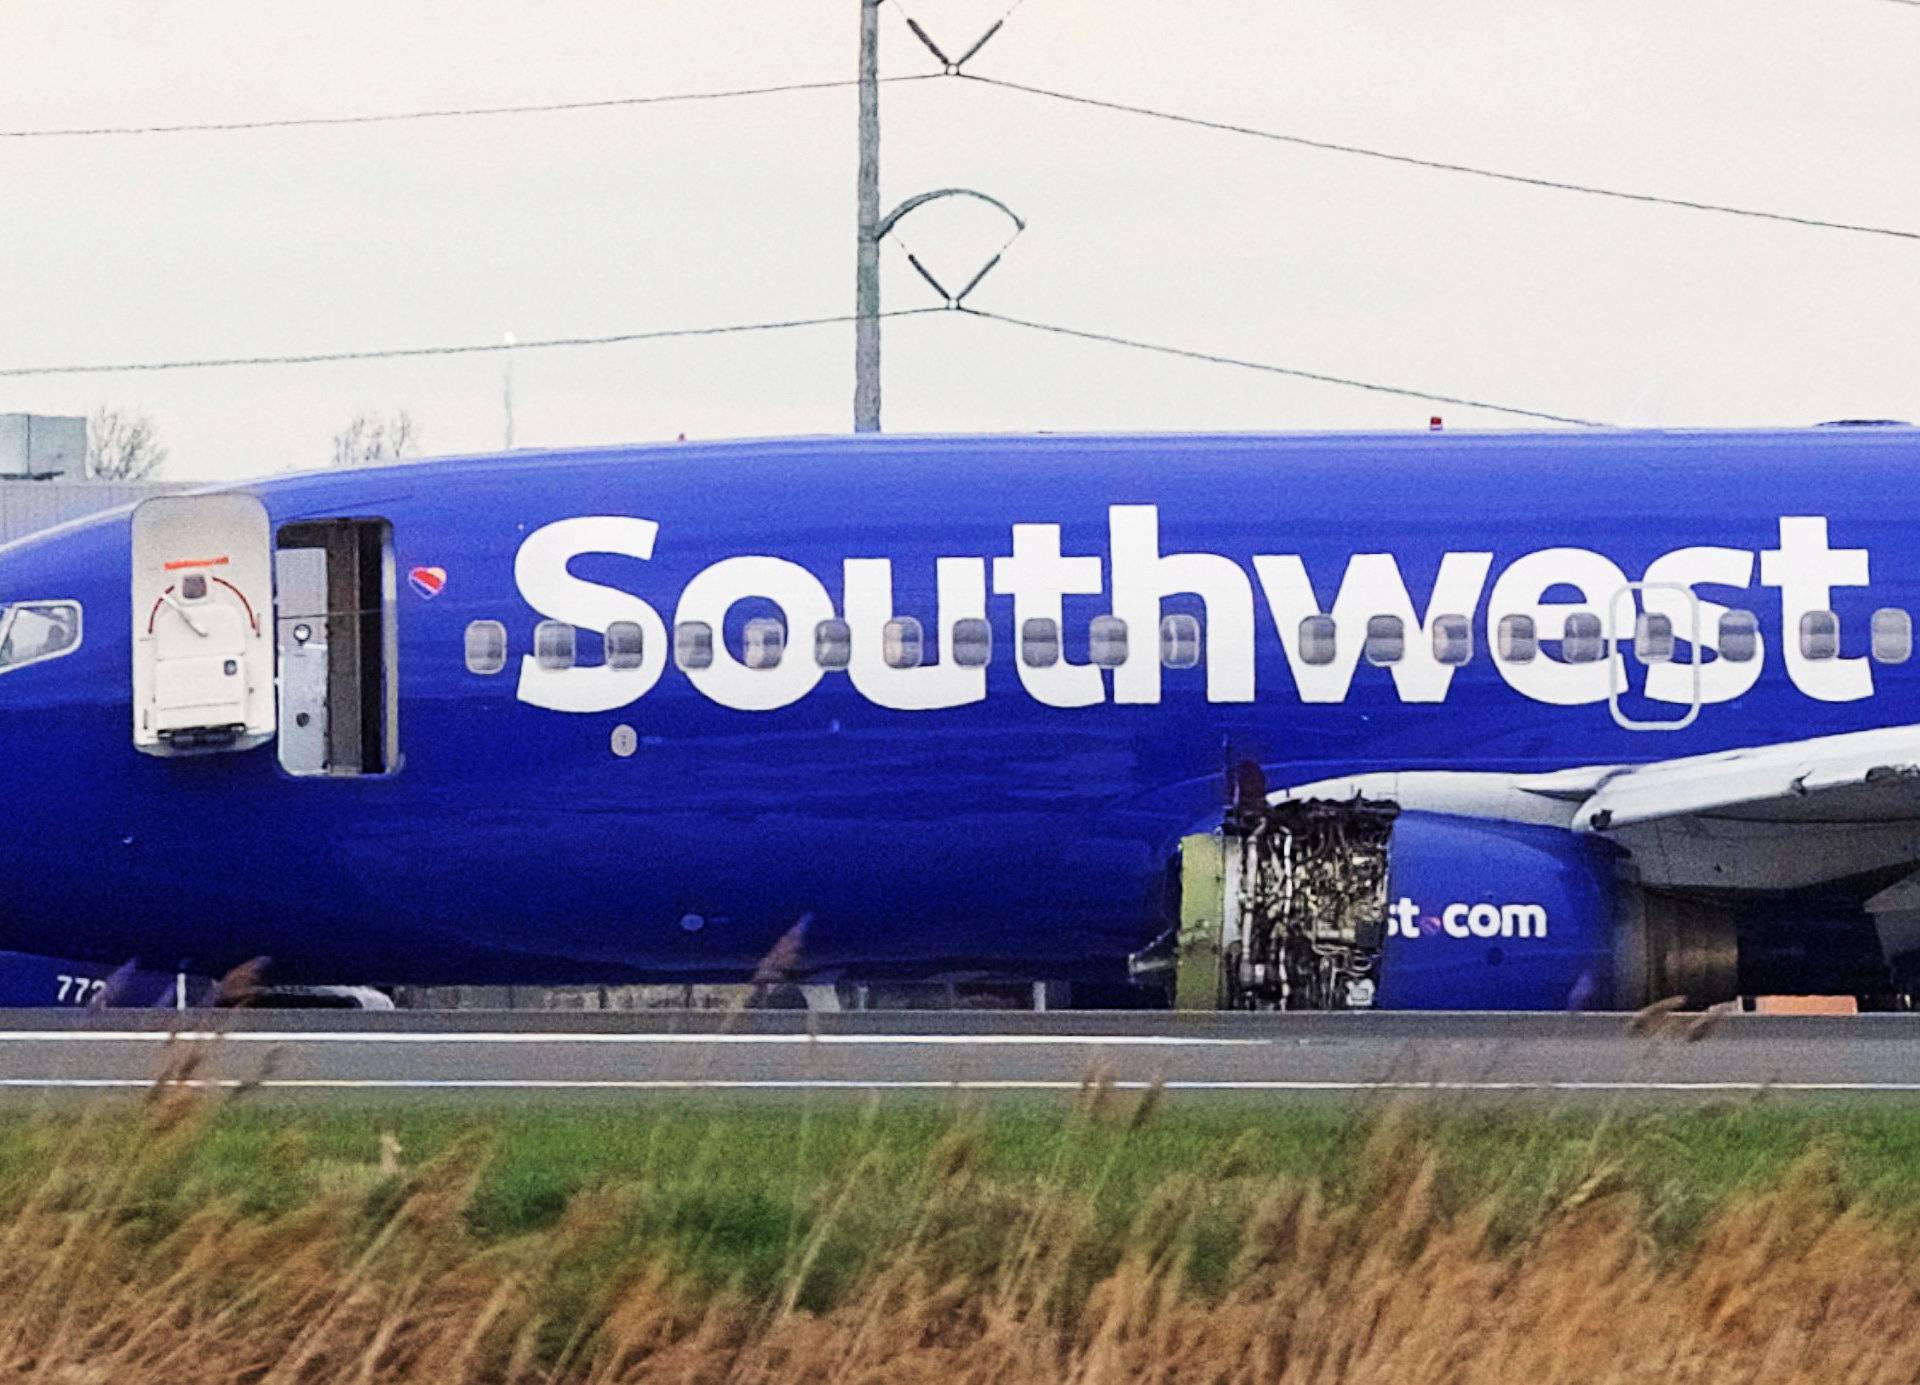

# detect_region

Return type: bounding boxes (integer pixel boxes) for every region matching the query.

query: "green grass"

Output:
[10,1092,1920,1304]
[10,1089,1920,1380]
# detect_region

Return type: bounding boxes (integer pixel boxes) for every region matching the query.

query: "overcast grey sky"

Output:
[2,0,1916,479]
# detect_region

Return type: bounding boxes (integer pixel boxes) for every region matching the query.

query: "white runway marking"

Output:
[3,1077,1920,1094]
[0,1030,1264,1047]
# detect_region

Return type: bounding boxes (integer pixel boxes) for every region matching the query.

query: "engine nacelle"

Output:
[1167,801,1891,1011]
[1379,812,1620,1011]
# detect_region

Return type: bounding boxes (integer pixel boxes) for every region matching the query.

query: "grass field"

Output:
[9,1064,1920,1381]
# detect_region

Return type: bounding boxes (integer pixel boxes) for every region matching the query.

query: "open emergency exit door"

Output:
[133,496,398,774]
[132,495,276,755]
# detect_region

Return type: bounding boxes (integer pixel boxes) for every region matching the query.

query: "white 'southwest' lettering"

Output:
[1110,505,1255,704]
[991,524,1105,709]
[1253,549,1493,703]
[514,517,668,714]
[1762,517,1871,703]
[1485,548,1630,706]
[843,557,987,711]
[673,556,834,712]
[1641,547,1764,705]
[509,510,1883,714]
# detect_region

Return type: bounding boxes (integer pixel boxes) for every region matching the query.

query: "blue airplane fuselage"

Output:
[1,429,1916,995]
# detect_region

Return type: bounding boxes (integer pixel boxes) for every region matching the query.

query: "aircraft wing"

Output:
[1571,725,1920,832]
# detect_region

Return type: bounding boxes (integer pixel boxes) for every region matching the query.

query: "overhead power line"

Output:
[962,74,1920,244]
[16,55,1905,252]
[0,309,944,378]
[0,74,938,139]
[957,307,1609,427]
[0,301,1592,430]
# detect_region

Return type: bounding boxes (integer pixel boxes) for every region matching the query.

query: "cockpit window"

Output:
[0,602,83,674]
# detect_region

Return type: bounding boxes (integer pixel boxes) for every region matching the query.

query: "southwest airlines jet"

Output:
[2,427,1918,1011]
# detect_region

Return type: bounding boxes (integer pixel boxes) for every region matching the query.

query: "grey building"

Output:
[0,413,192,549]
[1,480,191,550]
[0,414,86,480]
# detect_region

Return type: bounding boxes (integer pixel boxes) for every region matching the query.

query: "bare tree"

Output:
[85,406,168,480]
[330,410,421,468]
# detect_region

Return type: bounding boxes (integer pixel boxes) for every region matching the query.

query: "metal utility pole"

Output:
[852,1,1023,434]
[854,0,883,433]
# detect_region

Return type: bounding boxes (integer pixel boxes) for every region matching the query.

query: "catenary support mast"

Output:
[854,0,883,433]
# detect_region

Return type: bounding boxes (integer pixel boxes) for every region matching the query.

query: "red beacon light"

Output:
[1430,416,1444,431]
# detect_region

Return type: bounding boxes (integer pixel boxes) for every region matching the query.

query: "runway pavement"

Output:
[0,1008,1919,1098]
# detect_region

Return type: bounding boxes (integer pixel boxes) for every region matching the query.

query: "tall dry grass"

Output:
[1,1049,1918,1382]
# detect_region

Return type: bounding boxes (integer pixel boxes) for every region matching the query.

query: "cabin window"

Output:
[1432,614,1472,666]
[1497,614,1536,663]
[952,617,992,668]
[743,617,785,670]
[1021,617,1061,668]
[0,601,82,674]
[1562,613,1604,664]
[815,619,851,670]
[1719,610,1759,663]
[1635,612,1674,664]
[1800,610,1839,661]
[1160,614,1201,669]
[675,621,714,670]
[1298,615,1337,666]
[1873,608,1911,664]
[605,620,645,671]
[534,620,576,671]
[883,617,924,669]
[1364,614,1404,666]
[463,620,507,676]
[1090,615,1129,668]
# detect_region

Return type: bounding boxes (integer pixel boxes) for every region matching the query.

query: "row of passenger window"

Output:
[1481,608,1911,667]
[1291,608,1913,667]
[465,613,1196,675]
[463,607,1918,675]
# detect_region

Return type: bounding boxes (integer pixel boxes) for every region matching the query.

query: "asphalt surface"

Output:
[0,1008,1919,1099]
